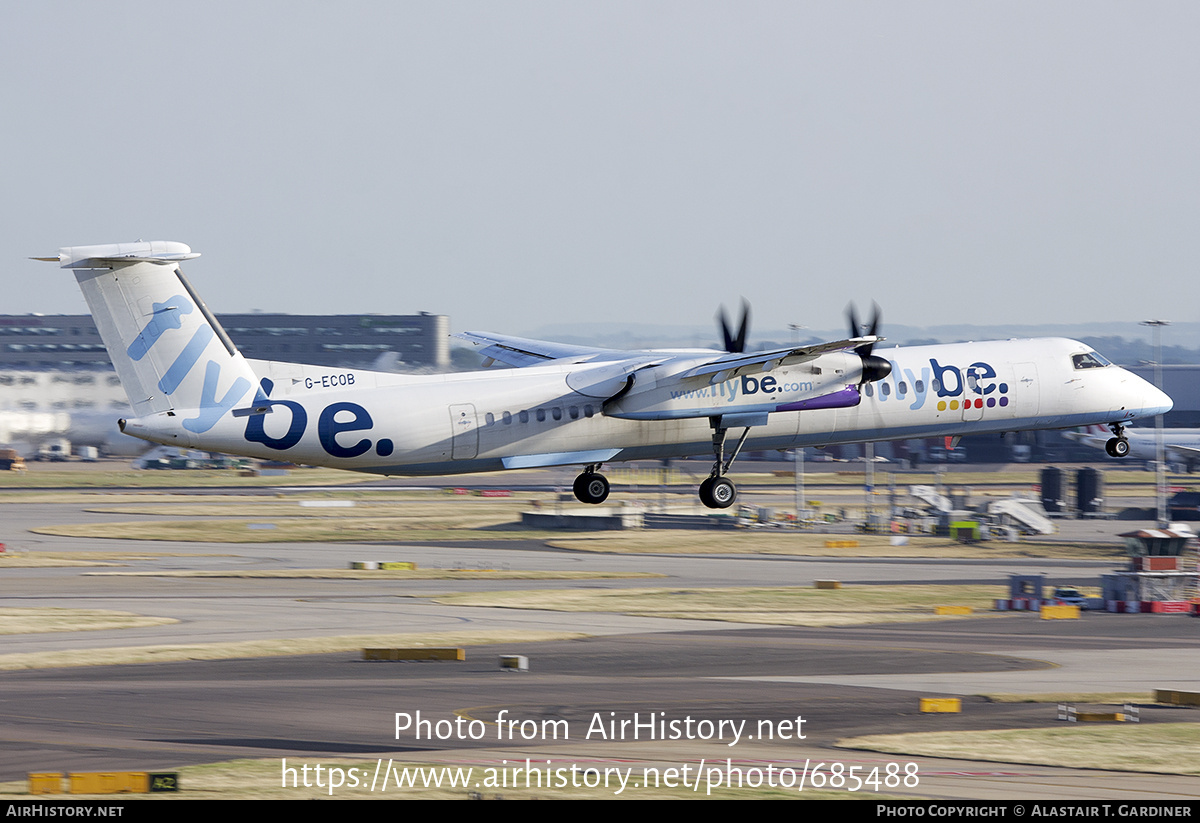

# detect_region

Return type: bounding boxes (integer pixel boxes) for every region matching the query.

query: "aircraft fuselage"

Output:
[121,337,1167,475]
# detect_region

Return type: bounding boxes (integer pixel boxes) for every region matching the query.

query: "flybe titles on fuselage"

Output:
[676,357,1014,412]
[875,358,1013,412]
[244,378,396,459]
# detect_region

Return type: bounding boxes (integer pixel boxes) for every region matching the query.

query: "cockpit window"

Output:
[1072,352,1111,370]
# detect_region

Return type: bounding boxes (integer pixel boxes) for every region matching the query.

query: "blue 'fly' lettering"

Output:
[127,296,194,361]
[183,360,251,433]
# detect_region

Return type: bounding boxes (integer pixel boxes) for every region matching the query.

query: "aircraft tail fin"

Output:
[49,242,255,436]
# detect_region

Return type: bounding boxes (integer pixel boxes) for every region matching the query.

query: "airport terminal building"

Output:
[0,312,450,372]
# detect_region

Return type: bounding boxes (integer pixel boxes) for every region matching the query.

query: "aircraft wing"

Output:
[457,331,880,376]
[1167,445,1200,457]
[454,332,620,367]
[679,336,879,382]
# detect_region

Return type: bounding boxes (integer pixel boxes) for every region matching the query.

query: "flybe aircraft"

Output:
[42,241,1172,508]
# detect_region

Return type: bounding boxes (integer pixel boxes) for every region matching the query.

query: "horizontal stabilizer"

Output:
[37,241,200,269]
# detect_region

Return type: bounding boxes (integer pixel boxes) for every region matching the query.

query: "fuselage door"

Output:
[449,403,479,460]
[1012,363,1040,416]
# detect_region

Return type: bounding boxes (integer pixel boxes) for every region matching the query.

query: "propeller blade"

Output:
[718,300,751,353]
[846,300,882,357]
[847,300,890,383]
[866,301,881,341]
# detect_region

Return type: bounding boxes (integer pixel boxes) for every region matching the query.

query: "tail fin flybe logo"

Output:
[127,296,194,361]
[127,294,251,433]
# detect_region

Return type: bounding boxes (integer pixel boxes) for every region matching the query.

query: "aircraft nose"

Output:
[1143,384,1174,417]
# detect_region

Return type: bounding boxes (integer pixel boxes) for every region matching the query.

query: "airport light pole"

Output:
[790,323,807,529]
[865,441,875,523]
[1141,320,1170,527]
[793,446,805,529]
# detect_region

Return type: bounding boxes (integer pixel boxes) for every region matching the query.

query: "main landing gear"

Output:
[572,466,610,504]
[699,420,752,509]
[1105,423,1130,458]
[699,475,736,509]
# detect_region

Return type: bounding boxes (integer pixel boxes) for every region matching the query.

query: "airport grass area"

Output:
[0,550,217,567]
[982,691,1150,704]
[0,757,889,800]
[432,584,1005,627]
[22,515,1130,558]
[87,568,664,580]
[0,607,177,634]
[0,630,589,671]
[21,495,1129,558]
[546,532,1124,558]
[839,723,1200,776]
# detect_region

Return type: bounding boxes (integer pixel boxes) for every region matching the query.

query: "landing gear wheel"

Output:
[698,476,736,509]
[573,472,610,504]
[710,477,736,508]
[1106,437,1130,458]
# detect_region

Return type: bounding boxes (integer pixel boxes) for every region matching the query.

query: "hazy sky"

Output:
[4,2,1198,339]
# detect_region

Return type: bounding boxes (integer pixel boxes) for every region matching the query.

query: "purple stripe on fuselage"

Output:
[775,386,861,412]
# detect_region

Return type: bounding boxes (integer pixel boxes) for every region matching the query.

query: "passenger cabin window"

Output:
[519,410,529,424]
[502,411,512,424]
[1072,352,1111,370]
[485,412,495,425]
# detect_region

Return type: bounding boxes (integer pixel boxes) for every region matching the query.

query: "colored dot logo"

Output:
[937,383,1009,412]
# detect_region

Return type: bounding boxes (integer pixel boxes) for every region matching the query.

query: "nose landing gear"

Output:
[1106,423,1130,458]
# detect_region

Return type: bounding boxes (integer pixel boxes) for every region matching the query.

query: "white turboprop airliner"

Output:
[42,241,1173,508]
[1067,425,1200,467]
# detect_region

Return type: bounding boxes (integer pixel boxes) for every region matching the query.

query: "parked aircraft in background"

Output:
[44,241,1173,507]
[1067,424,1200,470]
[0,376,144,458]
